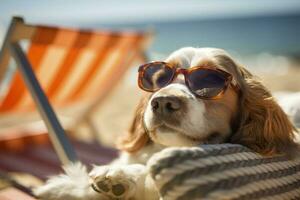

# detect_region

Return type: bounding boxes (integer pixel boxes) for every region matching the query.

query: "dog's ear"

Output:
[117,95,151,153]
[230,66,297,155]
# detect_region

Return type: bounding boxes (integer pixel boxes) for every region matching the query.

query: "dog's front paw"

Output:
[89,164,147,199]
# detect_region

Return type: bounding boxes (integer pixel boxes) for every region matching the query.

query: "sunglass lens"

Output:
[187,69,226,98]
[140,63,174,91]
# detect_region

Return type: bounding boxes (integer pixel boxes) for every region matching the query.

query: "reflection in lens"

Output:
[188,69,226,98]
[141,63,174,90]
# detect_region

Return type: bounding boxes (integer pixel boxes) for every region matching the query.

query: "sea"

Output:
[89,14,300,59]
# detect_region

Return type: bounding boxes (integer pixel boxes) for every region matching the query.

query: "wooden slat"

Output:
[32,25,146,49]
[0,17,35,85]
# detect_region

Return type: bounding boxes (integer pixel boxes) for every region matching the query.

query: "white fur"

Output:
[34,146,162,200]
[33,163,105,200]
[143,83,207,146]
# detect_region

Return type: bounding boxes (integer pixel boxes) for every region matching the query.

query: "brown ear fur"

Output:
[117,95,151,153]
[230,66,297,155]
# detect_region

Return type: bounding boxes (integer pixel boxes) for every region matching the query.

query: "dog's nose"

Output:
[151,96,182,115]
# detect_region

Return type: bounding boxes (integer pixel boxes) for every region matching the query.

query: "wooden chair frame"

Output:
[0,16,152,165]
[0,17,77,165]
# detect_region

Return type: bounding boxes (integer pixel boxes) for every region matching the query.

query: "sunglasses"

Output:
[138,61,239,100]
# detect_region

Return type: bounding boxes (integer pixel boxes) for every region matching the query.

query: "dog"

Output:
[34,47,298,200]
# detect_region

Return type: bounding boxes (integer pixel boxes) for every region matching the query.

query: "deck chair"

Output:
[0,16,152,186]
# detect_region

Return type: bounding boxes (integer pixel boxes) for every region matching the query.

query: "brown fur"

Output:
[117,95,151,152]
[230,66,297,155]
[118,53,297,155]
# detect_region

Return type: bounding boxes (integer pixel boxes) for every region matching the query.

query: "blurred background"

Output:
[1,0,300,146]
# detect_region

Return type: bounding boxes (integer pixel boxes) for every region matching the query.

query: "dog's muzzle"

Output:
[151,96,182,117]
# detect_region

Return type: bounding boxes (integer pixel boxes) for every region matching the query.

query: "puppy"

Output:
[34,47,297,200]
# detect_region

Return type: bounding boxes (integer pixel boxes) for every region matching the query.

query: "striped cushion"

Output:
[147,144,300,200]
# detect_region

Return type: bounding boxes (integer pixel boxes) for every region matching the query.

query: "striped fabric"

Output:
[148,144,300,200]
[0,25,151,112]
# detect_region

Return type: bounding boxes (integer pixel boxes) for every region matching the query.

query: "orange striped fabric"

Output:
[0,25,150,112]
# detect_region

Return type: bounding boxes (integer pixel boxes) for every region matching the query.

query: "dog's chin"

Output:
[147,124,201,147]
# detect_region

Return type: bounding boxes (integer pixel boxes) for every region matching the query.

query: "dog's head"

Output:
[118,47,297,155]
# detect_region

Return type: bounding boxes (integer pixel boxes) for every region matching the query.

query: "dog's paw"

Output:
[91,173,133,198]
[89,164,147,199]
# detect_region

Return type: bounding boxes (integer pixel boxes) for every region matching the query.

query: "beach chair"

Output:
[0,16,153,190]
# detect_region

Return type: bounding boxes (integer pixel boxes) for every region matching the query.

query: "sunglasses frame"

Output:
[138,61,239,100]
